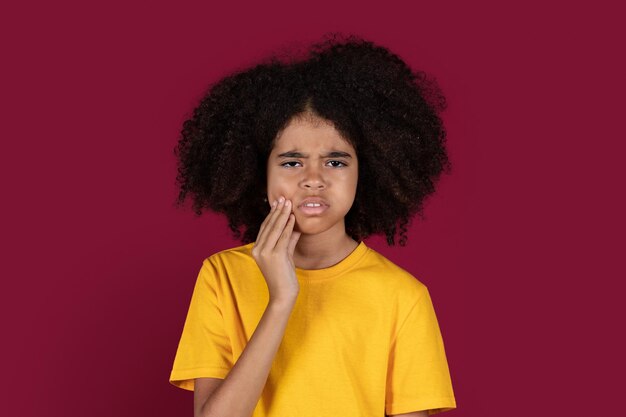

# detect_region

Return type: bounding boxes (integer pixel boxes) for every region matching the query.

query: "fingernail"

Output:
[272,200,277,207]
[285,200,291,207]
[279,196,285,203]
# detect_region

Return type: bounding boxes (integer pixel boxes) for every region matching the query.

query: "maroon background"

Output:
[2,1,624,416]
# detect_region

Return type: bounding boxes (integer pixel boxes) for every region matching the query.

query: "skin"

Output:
[266,112,360,270]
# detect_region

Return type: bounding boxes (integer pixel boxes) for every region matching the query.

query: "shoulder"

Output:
[358,245,429,300]
[194,243,257,286]
[203,242,256,267]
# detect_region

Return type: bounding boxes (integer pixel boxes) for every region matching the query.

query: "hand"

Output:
[251,196,302,303]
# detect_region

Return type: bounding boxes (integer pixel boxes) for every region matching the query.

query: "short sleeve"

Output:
[169,258,234,391]
[385,286,457,415]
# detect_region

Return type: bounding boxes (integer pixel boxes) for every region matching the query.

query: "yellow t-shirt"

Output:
[169,241,457,416]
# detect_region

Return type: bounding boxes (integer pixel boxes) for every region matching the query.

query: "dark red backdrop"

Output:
[2,1,623,416]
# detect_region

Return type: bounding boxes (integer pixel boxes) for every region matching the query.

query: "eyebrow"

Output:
[276,150,353,159]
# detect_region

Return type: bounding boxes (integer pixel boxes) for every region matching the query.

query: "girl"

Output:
[169,33,457,417]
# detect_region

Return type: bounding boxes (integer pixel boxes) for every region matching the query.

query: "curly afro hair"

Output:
[174,33,450,246]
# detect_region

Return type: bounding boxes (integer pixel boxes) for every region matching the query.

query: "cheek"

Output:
[343,170,359,194]
[267,170,297,199]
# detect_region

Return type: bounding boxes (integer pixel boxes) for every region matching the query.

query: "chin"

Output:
[293,218,342,236]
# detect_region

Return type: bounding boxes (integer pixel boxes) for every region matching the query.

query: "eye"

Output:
[327,160,347,167]
[281,161,302,168]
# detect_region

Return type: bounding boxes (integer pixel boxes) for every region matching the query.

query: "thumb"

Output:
[287,230,301,256]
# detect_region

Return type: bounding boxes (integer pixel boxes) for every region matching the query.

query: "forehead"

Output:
[271,117,354,152]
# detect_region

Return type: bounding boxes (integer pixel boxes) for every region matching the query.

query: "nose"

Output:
[300,164,326,190]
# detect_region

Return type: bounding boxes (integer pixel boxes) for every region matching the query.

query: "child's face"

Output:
[266,115,358,238]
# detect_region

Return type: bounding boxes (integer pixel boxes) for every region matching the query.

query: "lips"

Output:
[298,197,329,208]
[297,197,329,216]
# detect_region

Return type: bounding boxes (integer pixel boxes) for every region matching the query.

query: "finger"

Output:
[260,197,286,241]
[256,199,277,242]
[257,197,285,247]
[276,212,297,250]
[287,222,301,256]
[266,199,292,249]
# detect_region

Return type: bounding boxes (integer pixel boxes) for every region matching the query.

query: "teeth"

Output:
[304,203,321,207]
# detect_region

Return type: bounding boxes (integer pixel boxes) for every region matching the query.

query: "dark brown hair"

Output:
[174,33,450,246]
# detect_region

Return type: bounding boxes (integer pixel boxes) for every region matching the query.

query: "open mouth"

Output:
[297,203,329,216]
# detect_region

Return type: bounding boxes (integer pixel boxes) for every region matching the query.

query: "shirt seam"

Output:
[171,365,231,373]
[385,396,457,412]
[298,245,371,282]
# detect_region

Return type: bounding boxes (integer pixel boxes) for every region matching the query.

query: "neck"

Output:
[292,226,359,270]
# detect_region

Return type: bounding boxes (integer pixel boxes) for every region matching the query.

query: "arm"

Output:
[197,197,300,417]
[196,297,297,417]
